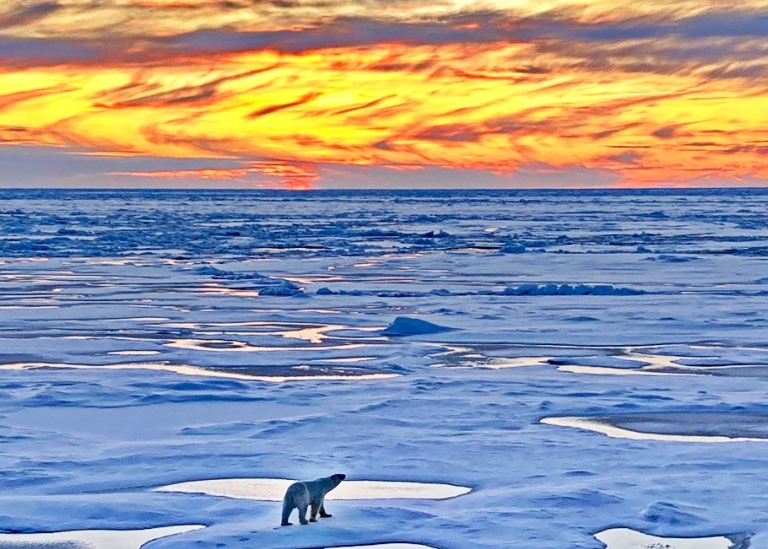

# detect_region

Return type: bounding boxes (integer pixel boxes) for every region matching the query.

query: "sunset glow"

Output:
[2,1,768,188]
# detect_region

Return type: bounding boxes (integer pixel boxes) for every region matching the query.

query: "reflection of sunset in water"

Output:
[0,361,398,382]
[156,478,471,500]
[543,414,768,443]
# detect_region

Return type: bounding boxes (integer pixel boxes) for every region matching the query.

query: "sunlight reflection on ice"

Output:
[0,362,398,383]
[595,527,736,549]
[315,356,376,363]
[198,284,260,297]
[475,356,550,369]
[162,321,376,344]
[110,317,170,322]
[334,545,435,549]
[166,338,367,352]
[155,478,471,500]
[0,305,60,309]
[312,543,435,549]
[556,365,679,376]
[283,276,345,284]
[623,352,693,369]
[428,344,550,369]
[557,347,763,377]
[431,356,550,369]
[279,325,346,343]
[427,342,768,379]
[0,524,203,549]
[541,417,768,443]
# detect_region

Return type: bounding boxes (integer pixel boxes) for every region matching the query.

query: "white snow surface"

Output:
[1,188,767,549]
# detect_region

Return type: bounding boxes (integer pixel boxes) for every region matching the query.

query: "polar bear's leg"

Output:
[319,499,332,518]
[298,503,309,525]
[281,498,295,526]
[309,499,321,522]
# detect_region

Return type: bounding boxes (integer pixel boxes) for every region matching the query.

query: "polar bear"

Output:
[280,473,346,526]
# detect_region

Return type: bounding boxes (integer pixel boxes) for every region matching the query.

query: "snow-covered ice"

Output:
[1,188,768,549]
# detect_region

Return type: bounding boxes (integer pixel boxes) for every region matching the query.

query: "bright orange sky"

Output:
[1,1,768,188]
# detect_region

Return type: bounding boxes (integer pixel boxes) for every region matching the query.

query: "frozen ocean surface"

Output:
[1,188,768,549]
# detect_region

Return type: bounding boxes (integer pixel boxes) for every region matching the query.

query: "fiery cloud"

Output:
[1,1,768,187]
[111,162,319,189]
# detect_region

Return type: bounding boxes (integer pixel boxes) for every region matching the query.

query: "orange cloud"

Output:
[4,1,767,39]
[111,162,319,189]
[2,1,768,187]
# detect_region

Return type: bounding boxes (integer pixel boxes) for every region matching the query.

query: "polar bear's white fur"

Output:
[281,473,346,526]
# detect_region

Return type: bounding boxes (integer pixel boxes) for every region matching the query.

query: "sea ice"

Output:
[3,189,768,549]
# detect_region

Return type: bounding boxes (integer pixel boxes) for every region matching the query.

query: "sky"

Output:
[1,0,768,189]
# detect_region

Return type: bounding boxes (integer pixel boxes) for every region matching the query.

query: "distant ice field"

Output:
[0,188,767,549]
